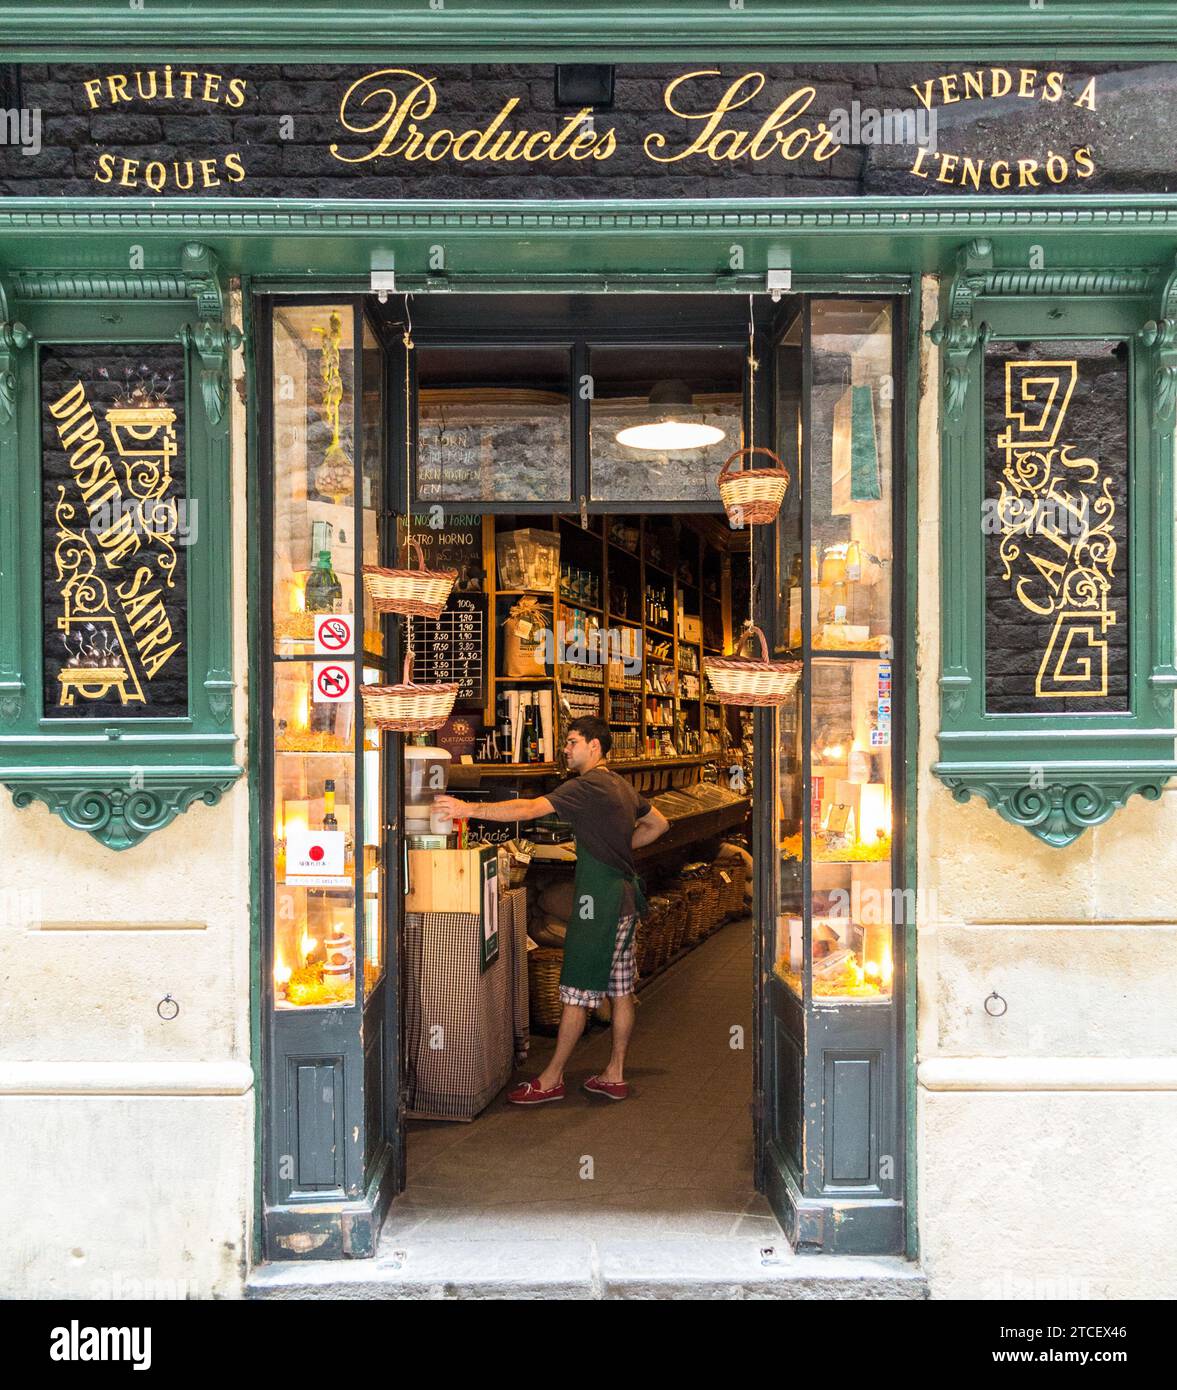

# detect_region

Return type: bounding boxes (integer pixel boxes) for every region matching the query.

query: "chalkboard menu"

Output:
[396,513,485,592]
[984,339,1129,715]
[409,593,487,707]
[41,342,188,719]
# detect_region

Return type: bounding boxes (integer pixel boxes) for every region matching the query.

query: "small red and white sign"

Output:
[285,829,347,886]
[314,612,354,655]
[313,661,353,704]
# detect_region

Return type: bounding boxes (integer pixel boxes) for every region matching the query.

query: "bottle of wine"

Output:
[525,703,542,763]
[323,778,338,830]
[497,697,513,763]
[305,549,342,614]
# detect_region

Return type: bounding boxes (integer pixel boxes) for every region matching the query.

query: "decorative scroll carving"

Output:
[7,772,239,851]
[941,771,1167,849]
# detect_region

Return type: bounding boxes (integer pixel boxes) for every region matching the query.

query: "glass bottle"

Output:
[323,778,338,830]
[305,549,343,614]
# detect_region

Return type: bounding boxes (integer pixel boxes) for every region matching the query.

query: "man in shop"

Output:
[432,715,669,1104]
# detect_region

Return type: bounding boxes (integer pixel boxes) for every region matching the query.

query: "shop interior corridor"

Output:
[384,915,774,1246]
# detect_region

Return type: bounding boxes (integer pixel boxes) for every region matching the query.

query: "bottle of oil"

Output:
[305,549,343,614]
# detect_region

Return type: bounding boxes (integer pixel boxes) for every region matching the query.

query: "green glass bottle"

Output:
[305,549,342,614]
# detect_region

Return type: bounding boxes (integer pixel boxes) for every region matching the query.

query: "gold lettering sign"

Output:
[908,67,1098,188]
[81,66,250,190]
[331,68,617,165]
[994,359,1118,700]
[44,356,185,714]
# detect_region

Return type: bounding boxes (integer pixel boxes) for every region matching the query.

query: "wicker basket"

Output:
[718,446,791,528]
[642,896,671,974]
[527,946,565,1033]
[717,855,747,917]
[705,624,802,708]
[363,538,457,619]
[636,900,661,978]
[700,869,724,933]
[360,649,458,732]
[663,885,689,956]
[681,877,707,947]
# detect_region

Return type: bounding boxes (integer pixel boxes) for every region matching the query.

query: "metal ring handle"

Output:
[984,991,1007,1018]
[157,994,180,1021]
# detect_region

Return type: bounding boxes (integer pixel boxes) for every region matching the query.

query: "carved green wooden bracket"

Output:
[0,244,242,849]
[930,239,1177,847]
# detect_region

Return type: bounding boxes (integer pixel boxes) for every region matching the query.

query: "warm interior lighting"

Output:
[881,944,894,989]
[284,800,309,839]
[274,955,292,989]
[858,782,890,843]
[300,931,317,964]
[614,379,726,452]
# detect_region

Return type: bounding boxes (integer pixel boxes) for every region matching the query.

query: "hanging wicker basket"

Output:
[704,624,802,707]
[363,538,457,619]
[717,446,791,528]
[360,649,458,733]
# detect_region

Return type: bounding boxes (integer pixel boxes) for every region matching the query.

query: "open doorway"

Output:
[375,292,784,1242]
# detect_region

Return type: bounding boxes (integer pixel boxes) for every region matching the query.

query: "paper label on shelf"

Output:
[314,612,354,655]
[285,829,348,884]
[313,661,354,703]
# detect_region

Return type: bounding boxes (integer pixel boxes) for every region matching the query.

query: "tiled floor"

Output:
[381,916,783,1245]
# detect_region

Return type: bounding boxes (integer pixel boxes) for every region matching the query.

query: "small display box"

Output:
[496,528,560,591]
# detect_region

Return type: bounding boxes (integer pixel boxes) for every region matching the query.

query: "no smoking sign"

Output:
[314,612,354,654]
[313,661,354,704]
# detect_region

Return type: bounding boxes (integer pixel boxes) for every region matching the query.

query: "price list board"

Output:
[409,593,486,708]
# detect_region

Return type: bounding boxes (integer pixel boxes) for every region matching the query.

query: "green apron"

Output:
[559,845,648,994]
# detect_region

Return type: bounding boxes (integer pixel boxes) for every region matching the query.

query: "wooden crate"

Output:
[406,845,496,914]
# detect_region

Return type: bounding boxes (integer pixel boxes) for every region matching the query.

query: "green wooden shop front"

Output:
[1,3,1175,1264]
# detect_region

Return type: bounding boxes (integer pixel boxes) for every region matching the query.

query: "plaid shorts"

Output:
[559,915,637,1008]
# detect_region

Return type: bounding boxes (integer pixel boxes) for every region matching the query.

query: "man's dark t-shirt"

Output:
[545,766,652,916]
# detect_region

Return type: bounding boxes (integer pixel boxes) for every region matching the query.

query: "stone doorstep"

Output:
[247,1238,929,1300]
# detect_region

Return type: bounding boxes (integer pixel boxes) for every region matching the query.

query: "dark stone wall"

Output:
[0,61,1172,199]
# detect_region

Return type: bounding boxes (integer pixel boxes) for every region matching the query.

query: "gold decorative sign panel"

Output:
[41,344,188,719]
[983,340,1129,714]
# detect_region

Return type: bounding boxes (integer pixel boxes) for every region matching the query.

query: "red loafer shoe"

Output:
[508,1077,565,1105]
[583,1074,629,1101]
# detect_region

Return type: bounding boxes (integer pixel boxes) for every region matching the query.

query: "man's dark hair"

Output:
[568,715,612,755]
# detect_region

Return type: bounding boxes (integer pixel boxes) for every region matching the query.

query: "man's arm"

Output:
[432,793,556,824]
[631,806,670,849]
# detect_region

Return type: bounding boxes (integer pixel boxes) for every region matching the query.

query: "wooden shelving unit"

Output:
[460,512,741,774]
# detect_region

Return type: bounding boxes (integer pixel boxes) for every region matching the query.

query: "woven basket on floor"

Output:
[700,869,724,932]
[360,648,458,733]
[662,884,689,956]
[681,878,707,947]
[643,896,672,973]
[363,537,457,619]
[705,624,803,708]
[633,904,657,977]
[717,856,747,917]
[717,446,791,527]
[527,946,564,1032]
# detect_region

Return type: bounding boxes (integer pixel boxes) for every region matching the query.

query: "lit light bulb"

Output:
[615,419,726,451]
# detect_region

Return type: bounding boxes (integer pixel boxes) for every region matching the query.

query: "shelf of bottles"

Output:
[773,299,896,1005]
[269,305,386,1011]
[478,512,729,769]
